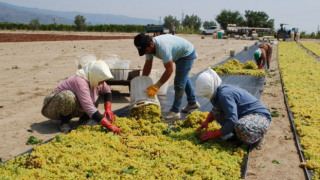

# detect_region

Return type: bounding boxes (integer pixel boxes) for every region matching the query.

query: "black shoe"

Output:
[226,135,244,146]
[59,115,72,132]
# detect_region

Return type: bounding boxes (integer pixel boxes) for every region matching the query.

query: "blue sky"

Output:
[2,0,320,33]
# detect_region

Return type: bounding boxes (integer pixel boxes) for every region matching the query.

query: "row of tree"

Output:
[31,10,275,33]
[2,9,319,38]
[163,9,274,32]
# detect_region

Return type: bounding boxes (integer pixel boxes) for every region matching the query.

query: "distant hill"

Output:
[0,1,158,25]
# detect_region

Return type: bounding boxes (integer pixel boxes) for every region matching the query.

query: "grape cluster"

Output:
[212,59,265,76]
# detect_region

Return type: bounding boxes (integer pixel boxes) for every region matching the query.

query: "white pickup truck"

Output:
[202,26,225,35]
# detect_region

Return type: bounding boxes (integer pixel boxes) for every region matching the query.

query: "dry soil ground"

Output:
[1,30,317,179]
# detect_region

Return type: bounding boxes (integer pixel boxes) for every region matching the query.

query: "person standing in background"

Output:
[171,24,176,35]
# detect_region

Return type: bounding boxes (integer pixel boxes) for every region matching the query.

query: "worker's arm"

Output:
[158,60,174,85]
[145,60,173,97]
[260,51,267,67]
[142,58,153,76]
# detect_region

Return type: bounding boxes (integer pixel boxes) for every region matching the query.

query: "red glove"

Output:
[258,65,264,69]
[100,117,121,135]
[200,129,223,141]
[197,113,214,132]
[104,102,114,121]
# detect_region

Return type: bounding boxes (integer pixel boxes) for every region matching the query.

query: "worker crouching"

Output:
[195,68,272,150]
[41,60,121,135]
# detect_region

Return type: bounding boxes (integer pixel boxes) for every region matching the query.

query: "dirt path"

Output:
[246,44,305,179]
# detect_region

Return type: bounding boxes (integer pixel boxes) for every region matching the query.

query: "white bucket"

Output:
[290,32,295,42]
[230,49,236,57]
[296,33,300,42]
[102,54,130,80]
[129,76,161,112]
[252,34,258,40]
[109,60,130,80]
[75,54,97,69]
[149,69,169,96]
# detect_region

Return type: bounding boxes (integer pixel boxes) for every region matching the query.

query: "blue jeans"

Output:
[171,49,197,113]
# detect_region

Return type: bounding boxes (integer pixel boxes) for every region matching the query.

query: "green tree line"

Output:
[0,12,319,38]
[0,22,145,32]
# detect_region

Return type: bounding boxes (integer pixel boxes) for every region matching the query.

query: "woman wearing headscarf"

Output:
[195,68,271,149]
[41,60,121,135]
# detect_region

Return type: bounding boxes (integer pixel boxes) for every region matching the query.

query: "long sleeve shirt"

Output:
[211,85,272,135]
[53,75,111,117]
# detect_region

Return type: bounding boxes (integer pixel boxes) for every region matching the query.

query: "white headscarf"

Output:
[195,67,222,99]
[76,60,114,88]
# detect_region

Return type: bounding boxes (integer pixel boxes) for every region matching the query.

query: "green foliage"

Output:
[121,166,138,174]
[86,170,93,178]
[74,15,87,31]
[299,31,320,39]
[26,136,43,145]
[316,31,320,38]
[244,10,274,28]
[272,159,281,164]
[271,110,279,117]
[202,21,217,29]
[310,32,315,37]
[215,9,246,30]
[185,169,196,175]
[29,18,40,30]
[163,15,180,32]
[182,14,202,30]
[55,135,62,142]
[177,26,202,34]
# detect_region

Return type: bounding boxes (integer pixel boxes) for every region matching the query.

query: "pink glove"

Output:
[200,129,223,141]
[258,65,264,69]
[104,102,114,121]
[100,117,121,136]
[197,113,214,132]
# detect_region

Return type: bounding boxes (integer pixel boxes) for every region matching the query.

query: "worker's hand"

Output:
[100,117,121,136]
[258,65,264,69]
[197,113,214,132]
[200,129,223,141]
[146,84,160,97]
[104,102,114,121]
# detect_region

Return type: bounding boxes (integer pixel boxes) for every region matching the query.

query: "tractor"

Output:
[276,23,299,41]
